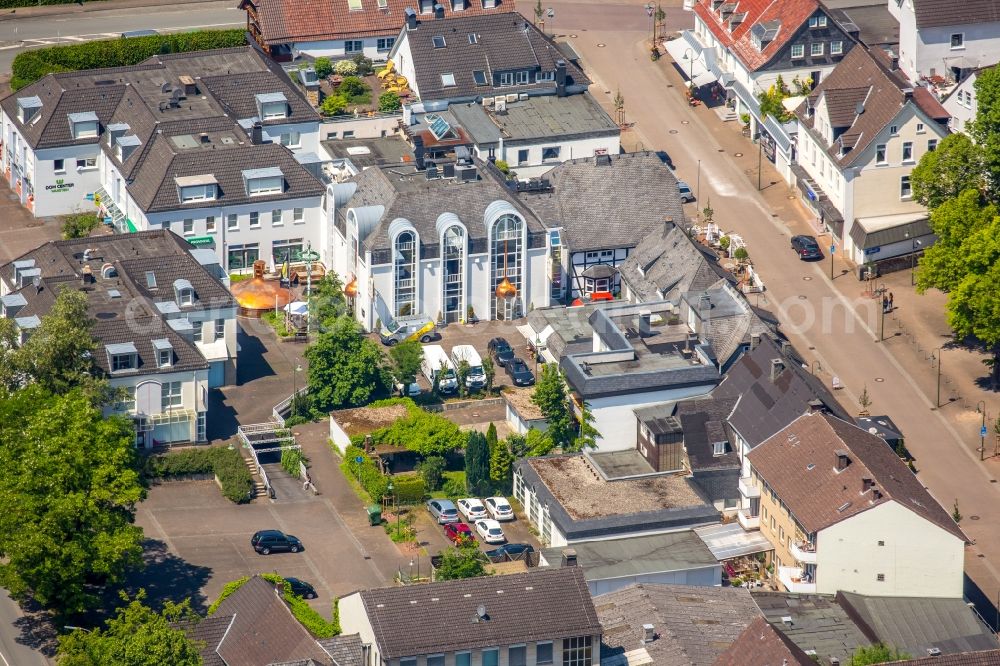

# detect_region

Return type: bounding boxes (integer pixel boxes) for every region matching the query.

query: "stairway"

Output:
[244,456,267,498]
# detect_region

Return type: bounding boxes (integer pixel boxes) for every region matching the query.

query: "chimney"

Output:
[890,55,899,71]
[780,340,792,358]
[769,358,785,383]
[637,310,651,336]
[862,477,874,492]
[835,449,850,471]
[807,399,825,413]
[81,265,94,285]
[555,59,567,97]
[750,334,761,350]
[902,87,914,99]
[251,122,264,145]
[561,548,577,567]
[433,3,444,17]
[405,6,418,29]
[641,624,656,643]
[275,579,285,595]
[413,135,426,170]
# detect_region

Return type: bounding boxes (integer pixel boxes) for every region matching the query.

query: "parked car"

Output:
[427,499,460,524]
[791,235,823,260]
[393,377,421,397]
[484,496,514,521]
[251,530,302,555]
[457,498,488,522]
[443,522,475,545]
[380,317,436,346]
[284,577,317,599]
[488,337,515,367]
[505,357,535,386]
[655,150,675,170]
[485,543,534,559]
[121,29,159,38]
[475,519,506,544]
[677,180,695,203]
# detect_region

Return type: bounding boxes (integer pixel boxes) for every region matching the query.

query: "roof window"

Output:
[441,73,456,87]
[173,278,195,306]
[432,35,447,48]
[152,338,173,368]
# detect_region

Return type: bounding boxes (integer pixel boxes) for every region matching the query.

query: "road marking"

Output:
[0,648,10,666]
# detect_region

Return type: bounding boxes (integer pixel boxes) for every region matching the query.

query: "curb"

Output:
[0,0,229,21]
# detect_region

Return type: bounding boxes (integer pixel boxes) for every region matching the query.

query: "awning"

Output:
[664,38,716,87]
[124,218,137,233]
[186,236,215,246]
[694,522,773,560]
[849,213,933,250]
[284,301,309,316]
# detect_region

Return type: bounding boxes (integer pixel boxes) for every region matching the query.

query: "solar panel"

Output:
[428,115,452,140]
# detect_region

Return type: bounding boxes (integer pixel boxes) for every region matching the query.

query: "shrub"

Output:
[209,574,340,638]
[384,513,416,542]
[61,212,100,239]
[339,76,367,97]
[418,456,446,492]
[371,403,466,456]
[352,54,374,76]
[145,447,253,504]
[11,30,246,90]
[333,59,358,76]
[340,445,389,501]
[392,474,427,504]
[378,91,401,112]
[494,159,510,174]
[281,448,306,478]
[314,57,333,78]
[441,471,467,498]
[321,94,348,116]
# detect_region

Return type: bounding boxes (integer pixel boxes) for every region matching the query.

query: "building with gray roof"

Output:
[752,591,869,666]
[539,532,722,595]
[0,230,237,446]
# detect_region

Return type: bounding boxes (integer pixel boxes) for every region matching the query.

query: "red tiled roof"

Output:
[692,0,819,72]
[242,0,516,45]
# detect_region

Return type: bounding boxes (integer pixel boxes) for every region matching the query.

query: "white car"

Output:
[484,497,514,521]
[457,498,488,522]
[475,519,506,544]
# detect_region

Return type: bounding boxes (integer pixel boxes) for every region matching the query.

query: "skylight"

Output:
[440,73,456,87]
[428,114,452,139]
[432,35,446,48]
[145,271,157,289]
[473,70,487,85]
[468,33,478,44]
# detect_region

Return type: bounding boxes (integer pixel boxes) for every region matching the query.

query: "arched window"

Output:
[442,225,465,323]
[394,231,417,317]
[490,214,523,320]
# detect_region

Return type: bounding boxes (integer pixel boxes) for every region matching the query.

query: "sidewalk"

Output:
[0,0,224,21]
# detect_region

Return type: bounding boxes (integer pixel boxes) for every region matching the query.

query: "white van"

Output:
[451,345,486,389]
[421,345,459,393]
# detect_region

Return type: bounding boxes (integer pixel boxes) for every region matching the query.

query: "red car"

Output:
[444,522,475,545]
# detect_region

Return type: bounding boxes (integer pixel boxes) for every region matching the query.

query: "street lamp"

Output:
[977,402,987,460]
[291,364,302,416]
[534,335,542,376]
[932,347,943,409]
[682,48,695,88]
[911,239,922,286]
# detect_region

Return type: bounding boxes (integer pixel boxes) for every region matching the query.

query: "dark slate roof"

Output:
[878,650,1000,666]
[399,13,589,101]
[200,71,318,125]
[676,397,741,472]
[181,615,234,666]
[752,591,868,665]
[317,634,364,666]
[713,616,816,666]
[213,576,334,665]
[849,215,934,251]
[713,335,851,448]
[837,591,1000,657]
[0,230,233,377]
[514,454,720,542]
[618,223,732,303]
[911,0,1000,29]
[358,567,601,659]
[748,412,968,540]
[596,583,760,666]
[519,152,685,253]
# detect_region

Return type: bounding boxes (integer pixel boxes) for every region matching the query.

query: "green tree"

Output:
[525,428,555,457]
[376,410,466,456]
[847,644,910,666]
[60,212,100,240]
[910,133,985,210]
[378,91,401,112]
[321,94,348,116]
[339,76,367,98]
[351,54,375,76]
[972,65,1000,201]
[57,591,202,665]
[314,56,333,78]
[917,190,997,293]
[435,544,488,580]
[946,255,1000,389]
[389,339,424,386]
[0,386,145,616]
[457,360,471,398]
[531,365,574,450]
[569,402,600,452]
[486,422,498,449]
[418,456,446,491]
[465,431,492,495]
[309,272,348,328]
[489,434,514,488]
[482,357,496,393]
[306,316,387,410]
[757,75,793,122]
[1,289,98,395]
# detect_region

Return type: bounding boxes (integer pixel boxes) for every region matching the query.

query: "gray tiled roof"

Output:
[519,152,686,253]
[539,532,719,582]
[400,13,589,101]
[596,583,760,666]
[714,616,816,666]
[618,223,732,303]
[179,615,234,666]
[752,591,868,665]
[318,634,364,666]
[911,0,1000,29]
[837,592,1000,656]
[201,71,318,125]
[358,567,601,659]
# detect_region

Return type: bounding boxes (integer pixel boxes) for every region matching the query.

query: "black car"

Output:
[791,235,823,260]
[505,357,535,386]
[284,577,317,599]
[251,530,303,555]
[488,337,515,367]
[485,543,535,559]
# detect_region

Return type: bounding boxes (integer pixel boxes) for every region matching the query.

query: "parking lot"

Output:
[0,183,62,264]
[412,498,539,559]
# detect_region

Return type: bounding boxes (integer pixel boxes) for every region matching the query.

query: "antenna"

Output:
[855,101,864,115]
[477,604,487,620]
[32,276,41,294]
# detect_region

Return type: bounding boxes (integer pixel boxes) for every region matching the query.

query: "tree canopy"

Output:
[308,273,348,329]
[0,386,145,616]
[57,591,203,666]
[436,544,489,580]
[374,406,466,456]
[531,365,575,450]
[306,316,387,409]
[465,430,492,496]
[847,643,910,666]
[972,65,1000,200]
[910,133,985,209]
[388,339,424,386]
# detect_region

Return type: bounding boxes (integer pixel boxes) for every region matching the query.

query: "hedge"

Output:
[209,574,340,638]
[11,29,247,90]
[340,444,388,502]
[393,474,426,505]
[145,446,254,504]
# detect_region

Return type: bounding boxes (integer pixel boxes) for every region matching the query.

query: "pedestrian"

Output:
[889,292,894,310]
[882,296,888,313]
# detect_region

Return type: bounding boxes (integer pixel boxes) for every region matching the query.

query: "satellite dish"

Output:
[477,604,487,619]
[32,276,41,292]
[855,101,865,115]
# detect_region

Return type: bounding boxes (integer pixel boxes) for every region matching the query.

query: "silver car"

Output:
[677,180,695,203]
[427,499,460,524]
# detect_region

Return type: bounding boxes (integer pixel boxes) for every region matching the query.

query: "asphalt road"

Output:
[0,0,241,73]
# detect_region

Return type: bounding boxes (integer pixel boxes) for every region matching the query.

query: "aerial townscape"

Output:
[2,0,1000,663]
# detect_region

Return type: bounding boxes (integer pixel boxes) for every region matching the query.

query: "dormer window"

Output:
[175,175,218,203]
[255,92,289,120]
[243,167,285,196]
[107,342,138,373]
[173,278,195,306]
[115,134,141,162]
[68,112,99,139]
[16,96,42,124]
[152,338,173,368]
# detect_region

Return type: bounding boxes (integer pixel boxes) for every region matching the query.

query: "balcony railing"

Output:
[790,540,817,564]
[737,508,760,530]
[778,566,816,594]
[738,475,760,498]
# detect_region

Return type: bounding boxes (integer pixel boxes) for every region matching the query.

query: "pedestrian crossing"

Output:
[0,32,120,50]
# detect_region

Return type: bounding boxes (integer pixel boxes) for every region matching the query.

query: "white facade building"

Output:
[942,68,982,135]
[889,0,1000,83]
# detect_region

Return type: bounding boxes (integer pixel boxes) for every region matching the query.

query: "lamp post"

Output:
[696,159,701,210]
[757,134,763,191]
[534,334,542,376]
[683,48,695,88]
[977,401,987,460]
[645,3,654,46]
[932,347,943,409]
[291,364,302,416]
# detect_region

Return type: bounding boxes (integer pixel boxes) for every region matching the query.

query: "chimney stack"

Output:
[637,310,651,336]
[555,59,567,97]
[769,358,785,383]
[433,3,444,18]
[561,549,577,567]
[81,265,94,285]
[251,122,264,145]
[750,333,761,350]
[642,624,656,643]
[413,135,426,170]
[405,7,417,29]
